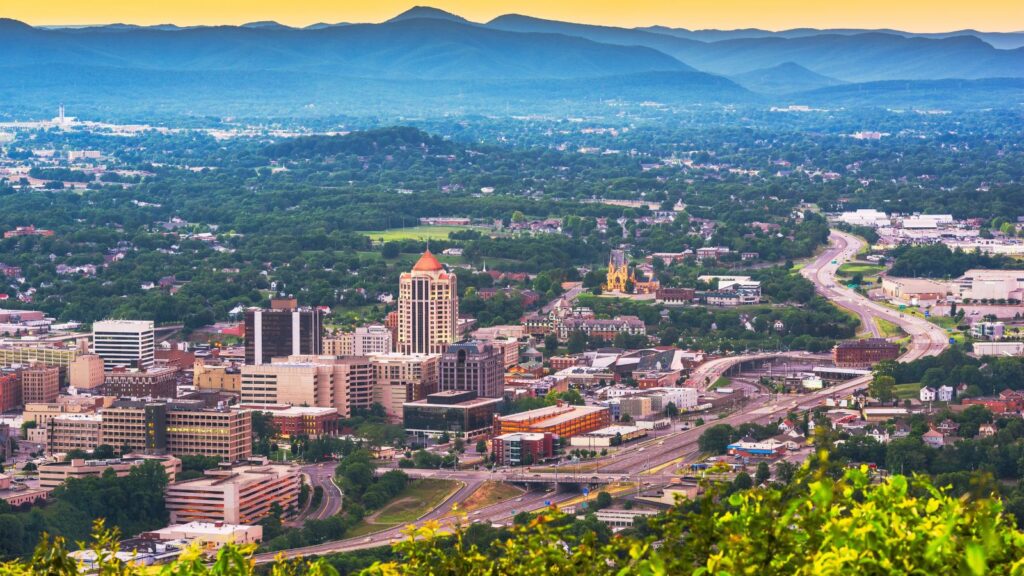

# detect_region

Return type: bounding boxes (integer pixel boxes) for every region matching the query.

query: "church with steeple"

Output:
[603,249,660,294]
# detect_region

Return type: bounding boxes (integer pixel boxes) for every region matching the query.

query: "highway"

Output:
[260,229,950,561]
[297,462,345,522]
[800,230,950,362]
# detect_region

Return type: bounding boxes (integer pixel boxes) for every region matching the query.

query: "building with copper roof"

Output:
[397,251,459,355]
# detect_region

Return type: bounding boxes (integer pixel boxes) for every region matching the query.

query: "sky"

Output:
[5,0,1024,32]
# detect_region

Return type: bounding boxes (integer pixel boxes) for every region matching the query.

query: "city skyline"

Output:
[6,0,1024,33]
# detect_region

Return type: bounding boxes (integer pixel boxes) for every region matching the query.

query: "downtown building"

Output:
[20,365,60,404]
[438,341,504,399]
[323,325,393,356]
[240,355,374,417]
[164,458,300,524]
[397,251,459,355]
[244,297,323,365]
[369,353,440,420]
[46,399,253,460]
[93,320,155,370]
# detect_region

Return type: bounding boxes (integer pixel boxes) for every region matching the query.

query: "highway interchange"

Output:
[255,229,951,562]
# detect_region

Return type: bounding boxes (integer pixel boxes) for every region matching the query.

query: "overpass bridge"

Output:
[684,351,833,388]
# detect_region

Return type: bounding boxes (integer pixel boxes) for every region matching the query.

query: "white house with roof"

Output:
[920,387,937,402]
[937,385,955,402]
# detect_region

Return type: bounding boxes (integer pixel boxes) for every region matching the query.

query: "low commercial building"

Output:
[142,522,263,549]
[956,269,1024,301]
[881,277,950,305]
[971,322,1006,341]
[164,458,300,524]
[560,316,646,341]
[402,390,502,440]
[494,403,610,439]
[70,540,183,570]
[619,397,655,419]
[832,339,900,367]
[0,473,48,506]
[655,288,696,305]
[37,455,181,489]
[973,341,1024,356]
[569,425,646,448]
[726,437,786,460]
[491,432,555,466]
[237,404,339,438]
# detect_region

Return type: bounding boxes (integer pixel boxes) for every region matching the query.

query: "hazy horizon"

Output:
[4,1,1024,33]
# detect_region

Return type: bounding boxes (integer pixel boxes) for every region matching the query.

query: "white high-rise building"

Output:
[92,320,155,371]
[351,325,392,355]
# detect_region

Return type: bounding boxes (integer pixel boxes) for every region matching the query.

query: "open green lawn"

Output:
[346,478,461,537]
[355,250,520,269]
[363,225,477,243]
[874,318,905,338]
[893,383,922,400]
[836,262,885,277]
[710,376,732,390]
[373,479,460,524]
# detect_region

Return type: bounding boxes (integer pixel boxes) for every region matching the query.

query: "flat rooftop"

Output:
[499,404,607,426]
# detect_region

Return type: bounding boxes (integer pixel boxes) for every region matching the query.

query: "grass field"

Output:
[710,376,732,390]
[363,225,476,243]
[460,481,524,512]
[346,478,461,536]
[373,479,460,524]
[893,383,922,400]
[836,262,885,278]
[874,318,905,338]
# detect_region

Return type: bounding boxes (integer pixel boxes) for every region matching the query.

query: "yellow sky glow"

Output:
[5,0,1023,32]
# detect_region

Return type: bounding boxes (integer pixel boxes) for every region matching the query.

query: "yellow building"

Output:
[193,359,241,392]
[604,249,630,292]
[604,249,659,294]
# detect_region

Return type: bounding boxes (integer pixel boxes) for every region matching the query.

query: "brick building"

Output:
[21,365,60,404]
[832,339,900,367]
[101,366,179,398]
[0,372,21,412]
[492,432,555,466]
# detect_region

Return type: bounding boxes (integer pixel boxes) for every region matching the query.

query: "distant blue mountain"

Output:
[387,6,470,24]
[487,14,1024,81]
[731,62,846,93]
[642,26,1024,50]
[0,16,691,80]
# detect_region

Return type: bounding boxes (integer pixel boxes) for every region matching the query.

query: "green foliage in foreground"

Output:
[6,457,1024,575]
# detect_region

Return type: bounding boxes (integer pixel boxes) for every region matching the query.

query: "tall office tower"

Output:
[397,251,459,355]
[438,341,504,399]
[244,297,323,365]
[93,320,155,371]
